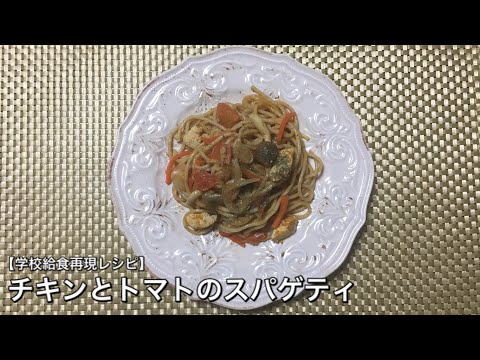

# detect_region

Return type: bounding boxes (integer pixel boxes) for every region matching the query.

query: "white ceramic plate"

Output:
[109,46,374,310]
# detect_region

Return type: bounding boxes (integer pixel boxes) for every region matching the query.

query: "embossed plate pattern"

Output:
[109,47,374,309]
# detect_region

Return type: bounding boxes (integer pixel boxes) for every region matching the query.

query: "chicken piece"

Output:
[255,147,296,197]
[184,211,217,231]
[271,215,298,243]
[269,148,294,180]
[268,148,295,182]
[183,125,203,149]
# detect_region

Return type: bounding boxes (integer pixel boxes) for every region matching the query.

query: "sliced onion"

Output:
[171,163,186,192]
[222,178,259,214]
[250,113,271,142]
[231,159,242,181]
[186,190,203,206]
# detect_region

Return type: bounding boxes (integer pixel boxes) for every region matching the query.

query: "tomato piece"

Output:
[216,103,240,129]
[208,140,224,161]
[192,169,216,192]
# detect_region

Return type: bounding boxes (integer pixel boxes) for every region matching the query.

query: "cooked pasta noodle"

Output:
[165,86,323,247]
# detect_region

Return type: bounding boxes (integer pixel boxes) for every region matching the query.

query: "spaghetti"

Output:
[166,86,323,247]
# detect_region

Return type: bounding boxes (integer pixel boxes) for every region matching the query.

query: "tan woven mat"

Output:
[1,45,478,314]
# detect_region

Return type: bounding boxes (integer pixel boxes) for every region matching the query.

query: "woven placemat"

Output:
[0,45,478,314]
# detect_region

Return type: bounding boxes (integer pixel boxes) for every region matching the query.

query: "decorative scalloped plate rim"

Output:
[108,46,374,310]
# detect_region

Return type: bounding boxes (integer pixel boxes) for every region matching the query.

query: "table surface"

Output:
[1,45,478,314]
